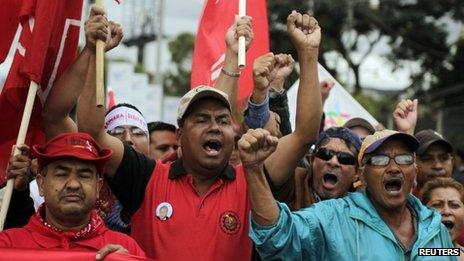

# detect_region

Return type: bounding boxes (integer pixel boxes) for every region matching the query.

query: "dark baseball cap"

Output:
[315,127,362,152]
[415,129,453,155]
[343,117,376,135]
[33,132,113,174]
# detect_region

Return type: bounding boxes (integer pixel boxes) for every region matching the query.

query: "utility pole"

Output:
[122,0,157,65]
[155,0,165,119]
[155,0,164,85]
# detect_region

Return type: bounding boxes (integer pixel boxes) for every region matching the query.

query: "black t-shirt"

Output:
[108,143,155,215]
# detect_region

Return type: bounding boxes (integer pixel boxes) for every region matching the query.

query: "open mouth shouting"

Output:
[382,176,404,196]
[202,138,223,157]
[442,219,455,231]
[322,172,339,190]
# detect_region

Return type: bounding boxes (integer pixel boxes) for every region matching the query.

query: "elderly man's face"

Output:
[37,159,102,224]
[362,139,416,210]
[312,138,358,200]
[417,144,453,188]
[179,98,234,176]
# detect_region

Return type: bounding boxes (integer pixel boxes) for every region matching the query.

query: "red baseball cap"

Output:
[32,132,113,174]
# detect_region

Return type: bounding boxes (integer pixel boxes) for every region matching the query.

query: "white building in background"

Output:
[107,61,180,125]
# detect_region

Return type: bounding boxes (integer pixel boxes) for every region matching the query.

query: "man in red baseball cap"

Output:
[2,132,145,259]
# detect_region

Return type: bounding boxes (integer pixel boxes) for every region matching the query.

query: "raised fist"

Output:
[253,53,276,93]
[287,11,321,53]
[393,99,418,135]
[320,78,335,103]
[269,54,295,89]
[238,128,278,170]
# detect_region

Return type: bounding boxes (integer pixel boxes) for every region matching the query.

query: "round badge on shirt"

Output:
[155,202,173,221]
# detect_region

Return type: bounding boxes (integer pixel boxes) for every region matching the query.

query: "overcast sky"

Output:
[101,0,417,91]
[102,0,203,77]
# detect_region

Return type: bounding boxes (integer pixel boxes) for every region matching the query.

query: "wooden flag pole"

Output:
[0,81,38,231]
[238,0,246,68]
[95,0,105,107]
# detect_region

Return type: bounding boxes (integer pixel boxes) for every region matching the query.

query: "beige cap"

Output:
[177,85,231,124]
[358,129,419,166]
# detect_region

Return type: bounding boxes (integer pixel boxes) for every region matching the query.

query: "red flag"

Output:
[0,0,22,63]
[0,0,83,187]
[191,0,269,107]
[107,89,116,110]
[0,248,150,261]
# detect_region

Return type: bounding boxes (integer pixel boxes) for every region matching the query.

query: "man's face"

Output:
[159,206,168,218]
[427,187,464,242]
[179,98,234,176]
[350,126,371,140]
[362,139,416,211]
[108,125,149,156]
[417,144,453,188]
[37,159,102,222]
[312,138,358,200]
[149,130,178,160]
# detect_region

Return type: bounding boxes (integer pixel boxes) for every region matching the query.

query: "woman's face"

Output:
[427,187,464,242]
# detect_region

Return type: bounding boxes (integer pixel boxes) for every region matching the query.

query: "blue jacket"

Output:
[250,190,456,260]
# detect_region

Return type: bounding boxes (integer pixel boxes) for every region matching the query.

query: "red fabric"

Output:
[458,228,464,246]
[191,0,269,107]
[0,0,83,187]
[0,249,149,261]
[0,0,22,62]
[108,89,117,110]
[130,161,251,260]
[0,208,146,257]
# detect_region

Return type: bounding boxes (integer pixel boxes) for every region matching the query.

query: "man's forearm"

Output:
[214,49,239,113]
[294,50,322,143]
[42,47,93,140]
[76,53,106,140]
[245,165,280,226]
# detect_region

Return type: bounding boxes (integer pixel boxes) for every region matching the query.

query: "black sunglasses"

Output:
[314,148,357,166]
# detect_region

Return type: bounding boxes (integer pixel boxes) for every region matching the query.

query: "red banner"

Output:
[0,248,151,261]
[0,0,83,187]
[191,0,269,107]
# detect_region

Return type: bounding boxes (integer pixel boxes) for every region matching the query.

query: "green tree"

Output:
[268,0,464,95]
[163,32,195,96]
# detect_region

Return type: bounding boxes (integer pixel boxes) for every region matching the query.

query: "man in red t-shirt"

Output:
[76,10,323,261]
[2,133,145,259]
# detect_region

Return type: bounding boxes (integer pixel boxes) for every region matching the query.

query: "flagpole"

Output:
[238,0,246,68]
[0,81,38,231]
[95,0,105,107]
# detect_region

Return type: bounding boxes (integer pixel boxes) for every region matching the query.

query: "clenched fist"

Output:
[393,99,418,135]
[253,52,276,94]
[238,129,278,170]
[287,11,321,55]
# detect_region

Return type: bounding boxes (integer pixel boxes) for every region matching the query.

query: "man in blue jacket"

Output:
[241,129,456,260]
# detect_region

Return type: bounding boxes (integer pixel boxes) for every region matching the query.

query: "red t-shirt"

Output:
[109,144,251,260]
[0,207,145,257]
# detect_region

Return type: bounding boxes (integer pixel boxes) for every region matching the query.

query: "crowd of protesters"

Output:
[1,5,464,261]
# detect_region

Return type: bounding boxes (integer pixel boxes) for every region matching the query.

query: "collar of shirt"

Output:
[168,157,236,180]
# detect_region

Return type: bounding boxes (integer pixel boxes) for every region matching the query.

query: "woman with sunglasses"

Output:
[276,127,361,210]
[421,177,464,258]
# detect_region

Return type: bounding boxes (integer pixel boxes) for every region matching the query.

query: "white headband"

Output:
[105,106,148,133]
